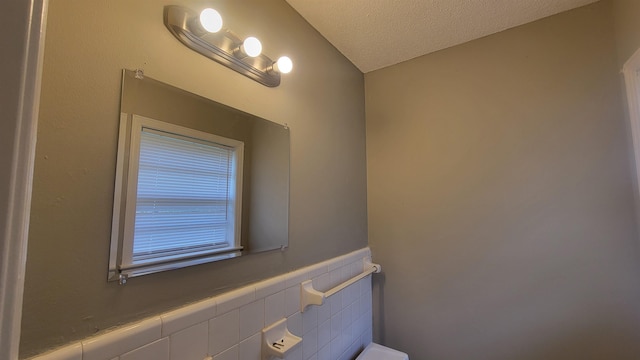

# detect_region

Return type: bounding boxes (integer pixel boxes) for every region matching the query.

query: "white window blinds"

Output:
[110,115,244,279]
[130,128,236,266]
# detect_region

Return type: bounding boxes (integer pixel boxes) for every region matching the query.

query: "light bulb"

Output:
[274,56,293,74]
[199,8,223,33]
[242,37,262,57]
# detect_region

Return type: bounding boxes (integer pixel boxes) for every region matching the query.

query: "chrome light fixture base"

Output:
[164,5,281,87]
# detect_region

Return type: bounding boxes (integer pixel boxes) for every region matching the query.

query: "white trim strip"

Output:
[0,0,47,359]
[623,48,640,197]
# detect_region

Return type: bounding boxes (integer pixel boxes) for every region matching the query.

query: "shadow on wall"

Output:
[496,322,640,360]
[372,272,386,346]
[374,268,640,359]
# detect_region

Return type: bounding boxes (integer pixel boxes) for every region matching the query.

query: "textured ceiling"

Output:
[285,0,600,73]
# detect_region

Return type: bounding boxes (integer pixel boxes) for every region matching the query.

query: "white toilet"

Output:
[356,343,409,360]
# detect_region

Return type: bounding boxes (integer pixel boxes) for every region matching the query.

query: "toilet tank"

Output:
[356,343,409,360]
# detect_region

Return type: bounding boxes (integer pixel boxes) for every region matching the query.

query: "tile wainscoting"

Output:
[29,248,374,360]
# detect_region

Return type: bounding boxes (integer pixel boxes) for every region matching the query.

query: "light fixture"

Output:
[199,8,223,33]
[274,56,293,74]
[241,37,262,57]
[164,5,293,87]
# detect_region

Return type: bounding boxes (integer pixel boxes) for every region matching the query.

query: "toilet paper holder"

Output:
[261,318,302,359]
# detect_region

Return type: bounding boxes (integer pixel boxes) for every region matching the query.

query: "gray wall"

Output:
[248,118,290,252]
[366,2,640,359]
[612,0,640,67]
[20,0,367,357]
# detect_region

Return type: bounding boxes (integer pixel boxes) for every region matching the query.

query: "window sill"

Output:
[108,247,243,284]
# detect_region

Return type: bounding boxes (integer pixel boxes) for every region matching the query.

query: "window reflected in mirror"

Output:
[108,70,290,282]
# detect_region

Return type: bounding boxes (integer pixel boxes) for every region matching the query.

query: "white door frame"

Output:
[623,48,640,195]
[0,0,47,359]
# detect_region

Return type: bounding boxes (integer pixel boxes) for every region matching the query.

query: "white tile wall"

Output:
[239,300,265,341]
[171,322,209,360]
[120,339,169,360]
[29,247,374,360]
[210,310,240,355]
[30,343,82,360]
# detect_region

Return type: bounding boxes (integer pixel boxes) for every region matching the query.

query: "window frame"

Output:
[108,114,244,282]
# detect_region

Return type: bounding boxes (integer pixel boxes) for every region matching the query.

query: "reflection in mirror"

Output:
[108,69,290,281]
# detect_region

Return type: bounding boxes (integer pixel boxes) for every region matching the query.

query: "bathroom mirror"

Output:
[108,69,290,280]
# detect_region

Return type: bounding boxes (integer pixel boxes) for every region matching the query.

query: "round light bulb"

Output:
[275,56,293,74]
[199,8,223,33]
[243,37,262,57]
